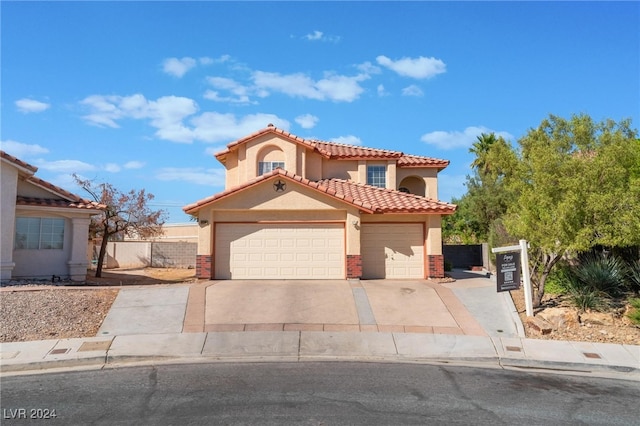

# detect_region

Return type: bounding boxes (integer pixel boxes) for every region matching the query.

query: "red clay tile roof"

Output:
[2,150,105,211]
[184,169,456,215]
[16,196,105,210]
[214,125,449,169]
[317,178,456,214]
[311,140,402,159]
[1,150,38,174]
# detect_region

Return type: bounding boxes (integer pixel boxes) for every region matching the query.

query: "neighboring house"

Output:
[0,151,105,282]
[183,125,456,280]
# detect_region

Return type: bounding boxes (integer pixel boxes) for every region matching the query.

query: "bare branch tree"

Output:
[74,175,167,277]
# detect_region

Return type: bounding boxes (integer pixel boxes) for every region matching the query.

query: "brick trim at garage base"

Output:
[346,254,362,279]
[427,254,445,279]
[196,255,212,279]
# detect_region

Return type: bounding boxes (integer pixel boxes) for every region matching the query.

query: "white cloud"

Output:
[0,140,49,158]
[304,30,340,43]
[376,55,446,79]
[34,159,97,173]
[155,167,225,186]
[330,135,362,146]
[305,30,324,41]
[295,114,319,129]
[81,93,292,144]
[356,61,382,75]
[123,161,145,169]
[252,71,367,102]
[199,57,213,65]
[104,163,121,173]
[191,112,289,143]
[81,94,198,142]
[204,77,253,104]
[15,98,51,113]
[377,84,389,97]
[162,57,197,78]
[402,85,424,97]
[421,126,513,150]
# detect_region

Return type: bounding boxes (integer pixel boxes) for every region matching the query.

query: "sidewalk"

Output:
[1,272,638,379]
[2,331,638,379]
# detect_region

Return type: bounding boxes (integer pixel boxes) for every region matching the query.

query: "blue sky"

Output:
[2,1,638,223]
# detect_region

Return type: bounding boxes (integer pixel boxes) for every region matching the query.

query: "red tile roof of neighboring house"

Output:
[214,125,449,169]
[2,150,105,211]
[184,169,456,215]
[1,150,38,174]
[16,196,106,210]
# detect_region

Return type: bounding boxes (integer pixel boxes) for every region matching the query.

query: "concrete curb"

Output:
[2,332,638,381]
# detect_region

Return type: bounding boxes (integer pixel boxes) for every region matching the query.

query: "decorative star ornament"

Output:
[273,180,286,192]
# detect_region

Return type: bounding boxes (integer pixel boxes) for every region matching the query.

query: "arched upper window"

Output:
[398,176,426,197]
[257,145,285,175]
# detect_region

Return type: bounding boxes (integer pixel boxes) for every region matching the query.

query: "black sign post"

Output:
[496,251,521,292]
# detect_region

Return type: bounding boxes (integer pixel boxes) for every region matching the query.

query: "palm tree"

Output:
[469,132,497,174]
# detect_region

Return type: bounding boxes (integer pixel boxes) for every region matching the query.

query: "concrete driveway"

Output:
[183,276,498,336]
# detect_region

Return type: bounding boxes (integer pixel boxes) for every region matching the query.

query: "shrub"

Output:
[561,268,608,312]
[573,254,629,297]
[629,260,640,292]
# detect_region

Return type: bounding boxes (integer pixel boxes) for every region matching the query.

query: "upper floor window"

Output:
[367,165,386,188]
[15,217,65,250]
[258,161,285,175]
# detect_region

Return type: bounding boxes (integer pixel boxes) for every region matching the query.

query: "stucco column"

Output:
[387,160,396,190]
[0,166,18,281]
[67,217,91,281]
[426,215,445,278]
[345,211,362,278]
[196,212,213,279]
[357,160,366,184]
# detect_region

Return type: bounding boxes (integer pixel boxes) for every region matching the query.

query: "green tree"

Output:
[74,175,167,277]
[502,114,640,306]
[443,135,516,244]
[469,132,498,174]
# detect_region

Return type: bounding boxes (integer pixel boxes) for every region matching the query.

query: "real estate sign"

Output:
[496,251,521,292]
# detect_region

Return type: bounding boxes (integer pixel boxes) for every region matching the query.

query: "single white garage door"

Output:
[215,223,344,279]
[361,223,424,279]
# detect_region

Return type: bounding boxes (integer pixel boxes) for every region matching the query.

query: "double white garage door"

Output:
[215,223,424,279]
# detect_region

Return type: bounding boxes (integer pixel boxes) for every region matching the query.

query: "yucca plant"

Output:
[560,267,608,312]
[573,253,629,297]
[629,259,640,292]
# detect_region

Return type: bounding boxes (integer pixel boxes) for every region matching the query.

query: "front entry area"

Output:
[361,223,425,279]
[215,223,345,279]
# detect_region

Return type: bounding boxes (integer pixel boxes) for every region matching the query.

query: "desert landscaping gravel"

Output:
[0,288,118,343]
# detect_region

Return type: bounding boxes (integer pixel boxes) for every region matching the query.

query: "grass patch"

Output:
[627,298,640,326]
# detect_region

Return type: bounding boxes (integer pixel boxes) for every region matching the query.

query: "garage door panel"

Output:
[362,224,424,279]
[216,223,344,279]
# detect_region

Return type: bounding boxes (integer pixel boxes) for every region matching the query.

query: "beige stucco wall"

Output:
[1,164,18,280]
[322,159,358,181]
[12,207,92,281]
[193,178,364,256]
[397,167,439,199]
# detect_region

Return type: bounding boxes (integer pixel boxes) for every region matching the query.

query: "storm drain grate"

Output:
[506,346,522,352]
[49,348,70,355]
[583,352,602,359]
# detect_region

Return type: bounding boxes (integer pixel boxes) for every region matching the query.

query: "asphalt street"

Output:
[2,362,638,425]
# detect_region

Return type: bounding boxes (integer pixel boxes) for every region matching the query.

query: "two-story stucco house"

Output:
[1,151,104,282]
[184,125,456,281]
